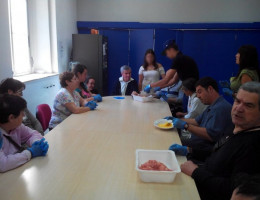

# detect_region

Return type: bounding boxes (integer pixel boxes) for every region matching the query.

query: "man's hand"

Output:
[173,118,187,129]
[181,161,198,176]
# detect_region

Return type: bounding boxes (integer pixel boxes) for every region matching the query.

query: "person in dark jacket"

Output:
[181,81,260,200]
[112,65,138,96]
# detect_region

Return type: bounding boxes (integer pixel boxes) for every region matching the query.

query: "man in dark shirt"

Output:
[181,81,260,200]
[171,52,199,81]
[144,40,199,93]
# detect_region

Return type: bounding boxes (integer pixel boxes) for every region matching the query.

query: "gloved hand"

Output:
[161,93,168,102]
[156,91,167,98]
[222,88,233,97]
[219,80,230,88]
[153,87,161,92]
[164,116,175,121]
[169,144,188,156]
[85,101,98,110]
[39,139,49,156]
[94,94,102,102]
[28,138,49,158]
[144,84,151,93]
[173,118,187,129]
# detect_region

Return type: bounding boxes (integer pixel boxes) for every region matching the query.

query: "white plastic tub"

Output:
[135,149,181,183]
[132,95,153,102]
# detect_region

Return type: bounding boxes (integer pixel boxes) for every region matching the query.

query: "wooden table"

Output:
[0,96,200,200]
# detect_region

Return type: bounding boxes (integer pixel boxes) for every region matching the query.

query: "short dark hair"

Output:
[195,77,219,93]
[59,72,75,88]
[0,78,25,94]
[86,76,95,84]
[165,40,179,51]
[233,173,260,199]
[0,94,27,124]
[182,78,197,93]
[73,64,87,78]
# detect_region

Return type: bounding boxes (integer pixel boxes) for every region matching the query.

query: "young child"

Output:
[0,94,49,172]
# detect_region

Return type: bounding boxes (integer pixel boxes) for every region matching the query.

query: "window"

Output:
[9,0,58,78]
[9,0,32,76]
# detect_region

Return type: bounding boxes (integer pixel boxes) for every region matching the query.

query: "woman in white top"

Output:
[138,49,165,92]
[176,78,207,119]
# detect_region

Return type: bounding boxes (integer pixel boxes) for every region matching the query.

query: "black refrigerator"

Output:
[72,34,108,96]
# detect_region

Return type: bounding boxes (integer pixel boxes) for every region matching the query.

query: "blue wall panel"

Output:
[181,30,237,81]
[78,22,260,97]
[77,21,260,30]
[99,30,129,95]
[234,30,260,63]
[129,29,154,82]
[154,30,178,71]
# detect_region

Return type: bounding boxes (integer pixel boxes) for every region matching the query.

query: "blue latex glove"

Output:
[161,93,168,102]
[222,88,233,97]
[173,118,187,129]
[94,94,102,102]
[85,101,98,110]
[156,91,167,98]
[153,87,161,92]
[219,80,230,88]
[144,84,151,93]
[39,139,49,156]
[28,138,49,158]
[169,144,188,156]
[164,116,175,121]
[113,97,125,100]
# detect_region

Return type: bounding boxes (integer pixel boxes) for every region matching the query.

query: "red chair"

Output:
[36,104,52,132]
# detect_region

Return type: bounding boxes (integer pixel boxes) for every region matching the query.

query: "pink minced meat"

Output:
[139,160,172,171]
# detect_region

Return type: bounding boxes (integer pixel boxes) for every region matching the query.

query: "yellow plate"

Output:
[154,119,174,130]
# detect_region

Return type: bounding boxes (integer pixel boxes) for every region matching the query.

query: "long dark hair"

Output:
[143,49,158,70]
[73,64,88,94]
[236,45,260,79]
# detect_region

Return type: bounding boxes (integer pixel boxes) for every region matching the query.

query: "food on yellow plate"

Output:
[139,160,172,171]
[158,122,173,128]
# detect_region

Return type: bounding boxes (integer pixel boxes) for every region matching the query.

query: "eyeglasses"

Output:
[15,89,24,96]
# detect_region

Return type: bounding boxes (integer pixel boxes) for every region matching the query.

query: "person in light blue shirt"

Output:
[167,77,234,162]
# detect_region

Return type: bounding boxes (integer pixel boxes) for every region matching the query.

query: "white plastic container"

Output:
[132,95,153,103]
[136,149,181,183]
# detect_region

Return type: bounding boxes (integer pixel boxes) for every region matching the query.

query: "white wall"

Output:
[56,0,78,73]
[22,75,60,115]
[0,0,13,81]
[77,0,260,23]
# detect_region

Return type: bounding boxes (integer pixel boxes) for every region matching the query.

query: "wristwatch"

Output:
[184,123,189,131]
